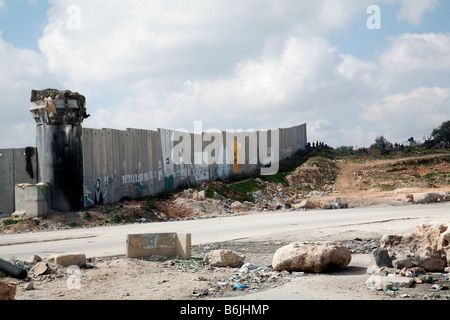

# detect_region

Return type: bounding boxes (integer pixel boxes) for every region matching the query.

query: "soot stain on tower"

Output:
[30,89,89,212]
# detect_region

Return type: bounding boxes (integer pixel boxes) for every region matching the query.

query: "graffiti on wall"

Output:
[80,123,306,207]
[84,176,109,207]
[232,141,243,173]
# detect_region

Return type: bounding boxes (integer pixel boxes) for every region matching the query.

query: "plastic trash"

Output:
[233,282,248,290]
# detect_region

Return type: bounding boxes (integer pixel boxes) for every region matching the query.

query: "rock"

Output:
[418,274,433,283]
[441,191,450,201]
[239,262,260,273]
[320,202,332,210]
[335,197,348,209]
[31,261,49,276]
[414,192,443,204]
[380,223,449,271]
[24,282,34,290]
[405,194,414,203]
[392,258,415,269]
[272,241,352,273]
[53,253,87,267]
[294,199,315,210]
[203,250,245,267]
[230,201,245,211]
[243,201,255,209]
[0,281,16,300]
[372,248,393,267]
[307,191,328,198]
[197,190,206,201]
[29,255,42,263]
[331,203,341,209]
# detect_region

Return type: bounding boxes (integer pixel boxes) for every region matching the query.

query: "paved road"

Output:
[1,202,449,261]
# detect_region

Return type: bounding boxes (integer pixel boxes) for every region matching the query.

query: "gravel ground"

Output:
[2,237,448,301]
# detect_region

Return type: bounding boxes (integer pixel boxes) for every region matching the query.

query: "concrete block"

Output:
[176,233,192,260]
[126,232,191,259]
[25,183,49,202]
[53,253,87,267]
[13,183,49,217]
[24,200,47,217]
[14,184,30,212]
[11,211,26,218]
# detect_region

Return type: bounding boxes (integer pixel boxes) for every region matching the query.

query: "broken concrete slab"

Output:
[53,253,86,267]
[30,261,48,276]
[126,232,191,260]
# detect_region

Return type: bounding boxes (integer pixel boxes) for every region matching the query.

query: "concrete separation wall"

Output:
[0,123,306,216]
[0,148,38,217]
[82,124,307,206]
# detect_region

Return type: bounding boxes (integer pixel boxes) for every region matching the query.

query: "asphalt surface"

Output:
[1,202,449,261]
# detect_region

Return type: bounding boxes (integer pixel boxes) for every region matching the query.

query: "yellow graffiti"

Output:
[232,141,243,173]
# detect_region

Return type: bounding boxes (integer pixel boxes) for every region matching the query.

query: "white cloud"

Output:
[360,87,450,142]
[395,0,438,26]
[377,33,450,83]
[86,35,348,133]
[83,27,450,148]
[0,33,57,148]
[38,0,371,90]
[338,32,450,94]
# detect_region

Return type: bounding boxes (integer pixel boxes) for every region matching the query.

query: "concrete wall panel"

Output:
[79,123,306,206]
[0,149,15,216]
[0,148,38,217]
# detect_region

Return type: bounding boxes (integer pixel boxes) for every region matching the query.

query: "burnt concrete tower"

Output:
[30,89,89,212]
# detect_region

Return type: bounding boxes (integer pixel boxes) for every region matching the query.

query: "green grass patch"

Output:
[141,197,158,213]
[229,179,264,194]
[379,184,396,191]
[68,223,82,228]
[227,179,264,203]
[2,219,22,227]
[261,171,290,187]
[205,189,215,199]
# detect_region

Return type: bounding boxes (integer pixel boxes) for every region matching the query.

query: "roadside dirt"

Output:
[1,150,449,301]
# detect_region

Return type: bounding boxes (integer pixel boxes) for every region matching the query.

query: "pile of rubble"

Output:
[0,253,87,300]
[286,157,340,193]
[190,249,307,298]
[366,222,450,299]
[202,262,304,297]
[251,181,302,211]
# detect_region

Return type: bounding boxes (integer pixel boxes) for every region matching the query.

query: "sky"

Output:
[0,0,449,149]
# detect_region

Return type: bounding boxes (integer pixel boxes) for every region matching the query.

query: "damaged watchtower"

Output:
[30,89,89,212]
